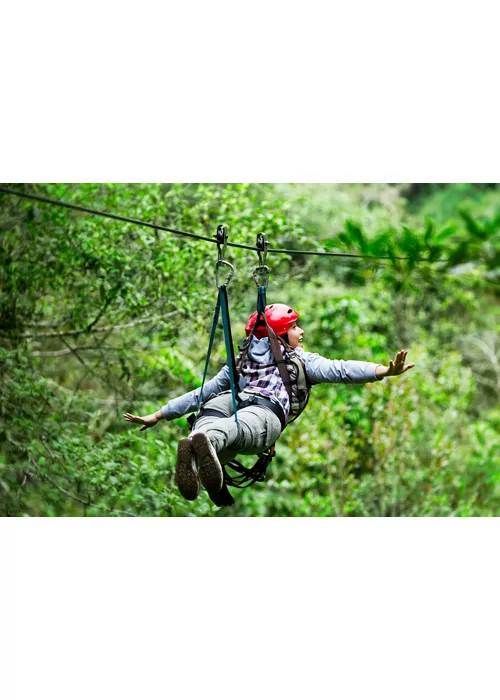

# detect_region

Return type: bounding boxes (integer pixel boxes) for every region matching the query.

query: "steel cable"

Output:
[0,186,446,263]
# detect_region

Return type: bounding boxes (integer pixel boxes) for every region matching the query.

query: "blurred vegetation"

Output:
[1,183,499,517]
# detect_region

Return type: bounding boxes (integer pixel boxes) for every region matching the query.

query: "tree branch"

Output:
[32,345,125,357]
[2,309,180,339]
[43,473,137,517]
[86,282,125,333]
[28,460,137,517]
[58,334,126,398]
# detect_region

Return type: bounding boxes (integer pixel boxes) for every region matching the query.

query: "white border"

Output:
[4,518,499,700]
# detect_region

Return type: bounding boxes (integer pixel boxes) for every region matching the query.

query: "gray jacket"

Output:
[160,337,384,421]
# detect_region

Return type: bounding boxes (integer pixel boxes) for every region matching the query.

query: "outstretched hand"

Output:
[385,349,416,377]
[123,412,159,431]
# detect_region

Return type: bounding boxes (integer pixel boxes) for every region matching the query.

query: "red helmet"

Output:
[245,303,299,339]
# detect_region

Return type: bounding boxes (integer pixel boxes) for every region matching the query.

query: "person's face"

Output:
[286,321,304,349]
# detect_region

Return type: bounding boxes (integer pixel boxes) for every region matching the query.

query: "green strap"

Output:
[257,285,266,315]
[197,286,239,425]
[198,293,221,410]
[219,285,239,425]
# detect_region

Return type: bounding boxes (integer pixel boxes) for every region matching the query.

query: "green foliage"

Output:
[1,183,499,516]
[221,324,498,517]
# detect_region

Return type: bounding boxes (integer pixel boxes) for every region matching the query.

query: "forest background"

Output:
[1,182,499,517]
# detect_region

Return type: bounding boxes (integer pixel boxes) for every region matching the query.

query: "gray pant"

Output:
[190,391,282,466]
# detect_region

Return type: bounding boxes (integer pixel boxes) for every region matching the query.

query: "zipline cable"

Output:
[0,186,445,263]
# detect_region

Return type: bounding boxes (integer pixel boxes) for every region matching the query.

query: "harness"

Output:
[236,339,311,424]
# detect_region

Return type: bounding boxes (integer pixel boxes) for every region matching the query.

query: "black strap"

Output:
[223,446,276,489]
[237,395,286,432]
[186,407,226,429]
[188,397,285,431]
[264,321,293,405]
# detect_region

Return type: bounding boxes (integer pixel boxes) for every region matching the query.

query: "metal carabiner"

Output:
[253,264,270,288]
[213,224,234,287]
[216,259,235,287]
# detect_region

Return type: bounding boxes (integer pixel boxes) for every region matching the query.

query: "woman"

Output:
[124,303,415,505]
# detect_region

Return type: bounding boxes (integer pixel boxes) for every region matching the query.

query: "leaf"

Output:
[458,209,488,240]
[447,241,470,266]
[427,245,443,262]
[423,217,434,245]
[344,220,368,253]
[337,232,352,249]
[434,224,457,244]
[370,232,392,258]
[400,226,421,261]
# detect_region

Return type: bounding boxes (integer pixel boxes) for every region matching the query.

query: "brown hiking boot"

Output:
[190,431,224,499]
[175,438,199,501]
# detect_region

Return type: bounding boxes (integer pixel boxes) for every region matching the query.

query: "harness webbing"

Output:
[197,284,239,425]
[219,285,240,422]
[223,447,276,488]
[198,294,221,409]
[238,285,294,407]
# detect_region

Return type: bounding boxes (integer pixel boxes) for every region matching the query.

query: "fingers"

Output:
[124,413,139,423]
[124,413,151,432]
[124,413,145,426]
[395,349,410,365]
[388,350,415,375]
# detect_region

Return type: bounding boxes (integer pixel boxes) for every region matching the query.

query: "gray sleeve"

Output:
[295,348,384,385]
[160,365,231,420]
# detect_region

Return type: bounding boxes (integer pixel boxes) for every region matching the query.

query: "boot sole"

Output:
[191,432,223,495]
[175,438,199,501]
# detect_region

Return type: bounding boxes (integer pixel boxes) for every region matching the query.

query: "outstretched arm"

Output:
[296,347,415,385]
[375,349,416,379]
[123,365,231,431]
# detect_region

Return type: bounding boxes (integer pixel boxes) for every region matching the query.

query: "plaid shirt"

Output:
[240,350,299,421]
